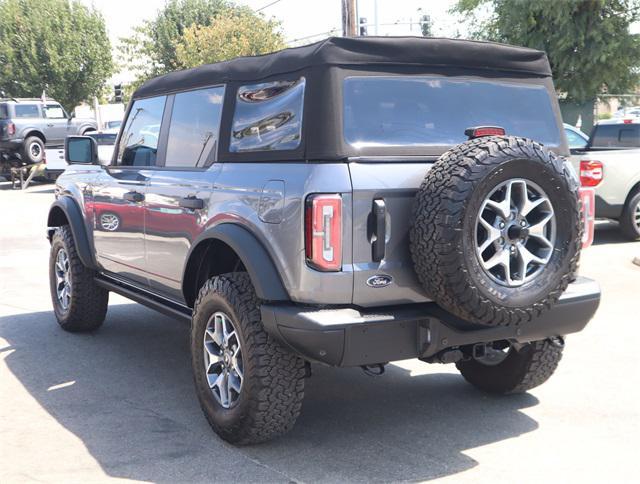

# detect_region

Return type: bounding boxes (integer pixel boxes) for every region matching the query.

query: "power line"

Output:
[256,0,283,13]
[286,27,341,45]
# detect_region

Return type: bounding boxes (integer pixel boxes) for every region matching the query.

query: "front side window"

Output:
[117,96,166,167]
[14,104,40,118]
[165,86,225,167]
[230,78,305,152]
[44,104,66,119]
[343,76,561,149]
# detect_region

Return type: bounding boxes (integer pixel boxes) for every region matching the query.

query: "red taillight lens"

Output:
[580,160,603,187]
[305,194,342,271]
[7,122,15,136]
[579,187,595,248]
[465,126,506,139]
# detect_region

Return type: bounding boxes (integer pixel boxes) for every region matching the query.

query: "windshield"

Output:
[590,124,640,148]
[343,76,561,149]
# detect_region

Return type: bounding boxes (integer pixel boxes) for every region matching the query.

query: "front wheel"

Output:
[191,272,306,445]
[456,338,564,394]
[49,226,109,331]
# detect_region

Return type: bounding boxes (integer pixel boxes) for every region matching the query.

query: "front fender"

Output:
[47,197,96,270]
[185,223,289,302]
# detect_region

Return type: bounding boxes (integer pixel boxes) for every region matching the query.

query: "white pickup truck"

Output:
[570,118,640,240]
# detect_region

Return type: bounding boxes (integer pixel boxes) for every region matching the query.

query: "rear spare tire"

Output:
[410,136,581,326]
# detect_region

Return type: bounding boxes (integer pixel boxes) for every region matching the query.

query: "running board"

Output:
[95,274,192,323]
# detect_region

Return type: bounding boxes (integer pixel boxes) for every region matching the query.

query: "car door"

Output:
[43,103,71,144]
[92,95,167,287]
[144,86,225,301]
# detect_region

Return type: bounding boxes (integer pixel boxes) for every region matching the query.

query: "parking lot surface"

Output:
[1,180,639,483]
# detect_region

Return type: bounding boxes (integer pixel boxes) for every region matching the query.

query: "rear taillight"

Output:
[579,187,595,248]
[305,194,342,271]
[580,160,603,187]
[7,122,15,136]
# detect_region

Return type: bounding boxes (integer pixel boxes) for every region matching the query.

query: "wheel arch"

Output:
[182,223,289,308]
[23,129,46,144]
[47,197,96,270]
[624,180,640,206]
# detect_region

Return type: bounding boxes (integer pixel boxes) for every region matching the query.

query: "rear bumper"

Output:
[595,195,623,220]
[261,277,601,367]
[0,140,22,151]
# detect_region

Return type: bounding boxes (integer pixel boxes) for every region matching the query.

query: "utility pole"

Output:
[342,0,357,37]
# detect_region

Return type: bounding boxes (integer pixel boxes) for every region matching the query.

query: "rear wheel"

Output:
[619,190,640,240]
[191,272,306,444]
[49,226,109,331]
[22,136,44,164]
[456,338,564,394]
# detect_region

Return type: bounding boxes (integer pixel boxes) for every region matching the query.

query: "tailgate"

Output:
[349,162,433,307]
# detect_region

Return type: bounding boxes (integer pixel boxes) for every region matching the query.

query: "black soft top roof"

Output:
[133,36,552,99]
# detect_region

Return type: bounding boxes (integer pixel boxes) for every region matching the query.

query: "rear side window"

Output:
[117,96,166,167]
[165,86,225,167]
[343,76,561,148]
[14,104,40,118]
[230,78,305,152]
[590,124,640,148]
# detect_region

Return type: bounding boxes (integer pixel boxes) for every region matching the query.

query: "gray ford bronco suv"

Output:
[47,37,600,445]
[0,97,97,173]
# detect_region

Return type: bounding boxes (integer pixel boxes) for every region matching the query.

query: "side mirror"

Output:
[65,136,98,164]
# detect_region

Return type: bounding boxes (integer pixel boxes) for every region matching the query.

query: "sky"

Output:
[80,0,463,83]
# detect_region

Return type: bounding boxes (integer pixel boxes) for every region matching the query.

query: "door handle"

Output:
[123,191,144,203]
[179,196,204,210]
[371,199,386,262]
[46,123,54,127]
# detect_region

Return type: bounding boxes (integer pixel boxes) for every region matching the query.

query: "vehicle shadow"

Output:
[593,221,629,245]
[1,305,539,482]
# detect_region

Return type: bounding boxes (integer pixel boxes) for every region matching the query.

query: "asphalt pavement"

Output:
[1,180,639,483]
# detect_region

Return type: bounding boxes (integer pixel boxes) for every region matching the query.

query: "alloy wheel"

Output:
[475,178,556,287]
[203,311,244,408]
[54,248,72,311]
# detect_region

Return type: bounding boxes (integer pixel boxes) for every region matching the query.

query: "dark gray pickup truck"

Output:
[46,37,600,445]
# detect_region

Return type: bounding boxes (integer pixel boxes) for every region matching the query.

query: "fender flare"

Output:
[185,223,289,302]
[21,129,46,143]
[47,197,96,270]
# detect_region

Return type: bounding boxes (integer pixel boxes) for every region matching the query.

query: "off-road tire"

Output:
[619,190,640,241]
[410,136,581,327]
[191,272,305,445]
[22,136,45,164]
[49,225,109,331]
[456,338,564,394]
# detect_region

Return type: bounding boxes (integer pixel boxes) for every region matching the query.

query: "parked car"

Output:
[570,118,640,240]
[564,123,589,151]
[47,37,600,445]
[0,97,97,175]
[105,120,122,130]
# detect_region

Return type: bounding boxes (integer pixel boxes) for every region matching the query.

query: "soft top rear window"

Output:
[590,124,640,148]
[343,76,561,149]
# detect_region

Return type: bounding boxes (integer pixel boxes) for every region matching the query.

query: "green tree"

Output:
[119,0,233,85]
[175,9,285,68]
[0,0,113,112]
[455,0,640,129]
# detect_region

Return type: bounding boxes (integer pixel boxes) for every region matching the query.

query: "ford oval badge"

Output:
[366,275,393,288]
